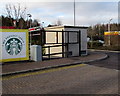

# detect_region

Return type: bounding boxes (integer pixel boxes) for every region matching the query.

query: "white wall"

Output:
[80,29,87,51]
[64,27,87,56]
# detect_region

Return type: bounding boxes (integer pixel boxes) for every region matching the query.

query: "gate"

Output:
[41,30,81,60]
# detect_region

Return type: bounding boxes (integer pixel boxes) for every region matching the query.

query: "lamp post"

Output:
[27,14,32,59]
[108,18,112,46]
[42,22,44,28]
[27,14,32,28]
[74,0,76,26]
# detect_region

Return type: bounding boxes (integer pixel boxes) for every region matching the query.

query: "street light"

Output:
[108,18,112,32]
[42,22,44,28]
[74,0,76,26]
[27,14,32,58]
[108,18,112,46]
[27,14,32,28]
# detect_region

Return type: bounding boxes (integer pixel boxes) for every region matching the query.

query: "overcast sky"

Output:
[0,0,119,27]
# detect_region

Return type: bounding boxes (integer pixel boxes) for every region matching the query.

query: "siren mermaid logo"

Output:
[4,36,23,55]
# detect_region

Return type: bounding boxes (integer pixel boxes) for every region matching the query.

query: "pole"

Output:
[29,16,32,54]
[27,15,28,28]
[27,14,32,28]
[74,0,75,26]
[30,17,32,28]
[78,30,81,56]
[108,18,112,46]
[91,34,93,48]
[90,25,94,48]
[27,14,32,59]
[98,24,100,36]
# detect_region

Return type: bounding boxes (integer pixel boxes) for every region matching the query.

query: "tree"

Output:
[0,16,3,26]
[5,3,27,28]
[55,19,62,26]
[32,19,40,27]
[5,3,27,20]
[0,15,13,26]
[57,19,62,26]
[18,18,26,29]
[87,23,119,42]
[111,23,118,31]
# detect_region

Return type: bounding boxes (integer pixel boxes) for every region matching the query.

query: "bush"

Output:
[88,41,103,48]
[106,46,120,51]
[88,42,120,51]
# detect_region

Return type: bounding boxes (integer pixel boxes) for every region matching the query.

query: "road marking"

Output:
[2,64,86,81]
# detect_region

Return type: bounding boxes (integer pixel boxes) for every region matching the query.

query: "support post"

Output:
[62,30,64,58]
[56,32,58,44]
[78,30,81,56]
[48,46,50,59]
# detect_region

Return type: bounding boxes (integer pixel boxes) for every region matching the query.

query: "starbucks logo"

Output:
[5,38,22,55]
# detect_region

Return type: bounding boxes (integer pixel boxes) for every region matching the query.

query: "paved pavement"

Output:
[2,51,108,76]
[2,64,118,94]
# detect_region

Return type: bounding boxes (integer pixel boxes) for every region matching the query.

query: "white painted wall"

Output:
[64,27,87,56]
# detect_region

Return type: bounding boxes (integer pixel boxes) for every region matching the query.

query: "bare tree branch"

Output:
[6,4,11,18]
[5,3,27,20]
[20,7,27,19]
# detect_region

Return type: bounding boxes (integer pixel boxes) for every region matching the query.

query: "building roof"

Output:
[45,25,88,29]
[64,26,88,29]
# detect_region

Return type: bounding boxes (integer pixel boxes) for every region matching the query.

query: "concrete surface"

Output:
[2,51,108,76]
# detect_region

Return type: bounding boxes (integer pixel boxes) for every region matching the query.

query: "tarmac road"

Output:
[87,51,119,70]
[2,51,119,95]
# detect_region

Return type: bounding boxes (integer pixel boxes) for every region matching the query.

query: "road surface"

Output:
[2,51,119,94]
[88,51,119,70]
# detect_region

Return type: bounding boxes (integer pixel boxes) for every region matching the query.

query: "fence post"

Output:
[48,46,50,59]
[78,30,81,56]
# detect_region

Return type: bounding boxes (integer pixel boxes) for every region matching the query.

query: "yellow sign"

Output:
[0,29,29,62]
[104,31,120,35]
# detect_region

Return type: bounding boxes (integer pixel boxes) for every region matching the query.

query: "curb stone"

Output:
[2,54,108,77]
[88,49,120,53]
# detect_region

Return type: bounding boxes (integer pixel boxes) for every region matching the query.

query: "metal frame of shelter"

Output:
[29,28,81,60]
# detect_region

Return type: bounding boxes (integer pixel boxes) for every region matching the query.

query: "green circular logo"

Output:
[5,38,22,55]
